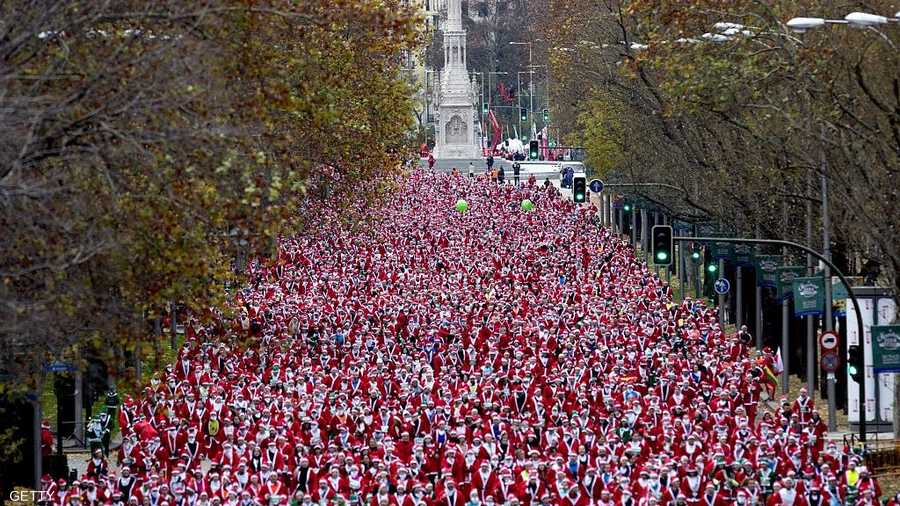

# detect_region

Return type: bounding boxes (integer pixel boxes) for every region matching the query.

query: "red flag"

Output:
[488,110,502,150]
[498,82,515,103]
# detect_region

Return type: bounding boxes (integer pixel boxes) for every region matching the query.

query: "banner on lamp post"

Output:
[791,276,824,317]
[733,244,755,267]
[755,255,782,288]
[776,266,806,301]
[710,241,734,261]
[872,325,900,372]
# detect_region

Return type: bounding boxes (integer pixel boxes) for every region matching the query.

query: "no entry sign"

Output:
[820,331,839,351]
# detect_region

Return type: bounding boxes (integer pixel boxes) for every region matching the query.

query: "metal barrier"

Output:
[848,432,900,474]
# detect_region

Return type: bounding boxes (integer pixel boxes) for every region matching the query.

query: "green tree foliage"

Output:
[0,0,421,393]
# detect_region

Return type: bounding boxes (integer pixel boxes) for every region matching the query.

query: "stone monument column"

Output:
[432,0,479,159]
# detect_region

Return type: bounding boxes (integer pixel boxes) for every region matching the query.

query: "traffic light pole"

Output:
[718,258,726,326]
[675,236,868,442]
[782,298,790,396]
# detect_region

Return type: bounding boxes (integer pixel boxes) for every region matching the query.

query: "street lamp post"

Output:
[471,71,485,151]
[510,41,534,135]
[486,71,508,149]
[424,69,438,148]
[516,71,530,137]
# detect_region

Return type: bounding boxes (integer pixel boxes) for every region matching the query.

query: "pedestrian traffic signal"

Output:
[529,140,539,160]
[573,177,586,203]
[848,344,863,383]
[651,225,673,265]
[520,108,527,122]
[542,109,549,123]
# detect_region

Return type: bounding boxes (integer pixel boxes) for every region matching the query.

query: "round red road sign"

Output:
[820,331,839,351]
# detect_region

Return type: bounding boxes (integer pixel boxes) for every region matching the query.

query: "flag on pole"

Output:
[498,82,515,103]
[539,126,549,158]
[773,347,784,374]
[488,110,502,151]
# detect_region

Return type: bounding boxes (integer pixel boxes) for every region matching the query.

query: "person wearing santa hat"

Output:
[767,478,808,506]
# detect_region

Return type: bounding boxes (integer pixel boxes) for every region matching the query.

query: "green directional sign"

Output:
[872,325,900,372]
[791,276,824,317]
[776,266,806,301]
[710,241,734,261]
[733,244,755,267]
[755,255,782,288]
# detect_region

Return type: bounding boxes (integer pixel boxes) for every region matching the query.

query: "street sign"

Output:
[776,266,806,301]
[755,255,782,288]
[589,179,604,193]
[820,331,839,351]
[872,325,900,372]
[821,351,840,373]
[733,244,755,267]
[791,276,825,317]
[44,361,77,373]
[714,278,730,295]
[710,242,734,261]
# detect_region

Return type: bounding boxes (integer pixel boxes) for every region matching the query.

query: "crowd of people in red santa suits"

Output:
[43,171,885,506]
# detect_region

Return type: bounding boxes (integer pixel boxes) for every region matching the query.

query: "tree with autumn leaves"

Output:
[0,0,421,396]
[535,0,899,299]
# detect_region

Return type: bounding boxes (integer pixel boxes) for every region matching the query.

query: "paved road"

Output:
[419,158,564,184]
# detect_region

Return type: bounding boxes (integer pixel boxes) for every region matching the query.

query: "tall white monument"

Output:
[432,0,480,159]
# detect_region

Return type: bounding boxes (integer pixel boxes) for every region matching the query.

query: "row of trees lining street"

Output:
[534,0,899,302]
[1,0,421,397]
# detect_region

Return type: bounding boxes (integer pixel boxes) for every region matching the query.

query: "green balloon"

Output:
[521,199,535,212]
[455,199,468,213]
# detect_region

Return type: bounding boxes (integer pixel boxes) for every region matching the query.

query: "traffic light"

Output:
[848,344,863,383]
[623,203,632,212]
[483,102,489,113]
[690,246,702,262]
[542,108,549,123]
[706,259,718,274]
[651,225,673,265]
[573,177,586,203]
[529,140,539,160]
[520,107,527,122]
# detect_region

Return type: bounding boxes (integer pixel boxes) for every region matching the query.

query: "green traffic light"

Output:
[707,264,718,273]
[691,252,701,260]
[848,364,858,374]
[623,204,632,212]
[656,251,669,261]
